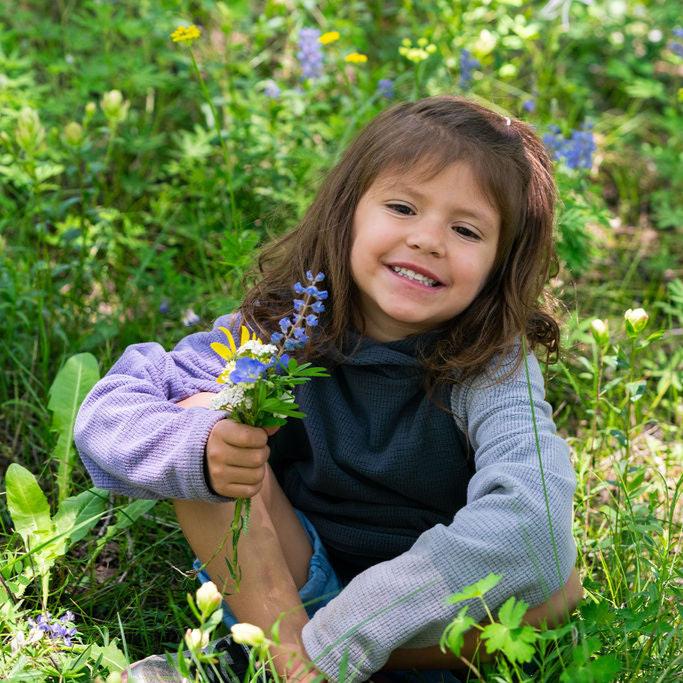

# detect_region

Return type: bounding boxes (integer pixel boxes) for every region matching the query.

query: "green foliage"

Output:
[0,0,681,680]
[47,352,100,502]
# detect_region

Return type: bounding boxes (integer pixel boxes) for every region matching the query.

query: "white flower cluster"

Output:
[211,384,253,412]
[238,340,277,359]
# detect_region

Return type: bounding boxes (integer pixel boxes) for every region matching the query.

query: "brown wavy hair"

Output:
[239,95,560,398]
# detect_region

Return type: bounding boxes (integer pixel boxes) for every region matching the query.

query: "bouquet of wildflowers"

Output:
[208,271,329,589]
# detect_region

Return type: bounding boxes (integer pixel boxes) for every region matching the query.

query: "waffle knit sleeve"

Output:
[73,313,244,501]
[301,347,577,682]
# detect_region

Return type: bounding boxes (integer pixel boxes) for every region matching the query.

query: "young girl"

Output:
[75,95,581,683]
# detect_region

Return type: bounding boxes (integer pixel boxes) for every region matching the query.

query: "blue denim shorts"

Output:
[193,509,461,683]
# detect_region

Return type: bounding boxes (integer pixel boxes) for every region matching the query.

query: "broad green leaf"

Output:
[53,487,109,546]
[5,464,53,544]
[497,596,528,630]
[88,640,129,671]
[481,621,537,663]
[446,573,501,604]
[105,499,157,537]
[439,607,476,656]
[47,353,100,503]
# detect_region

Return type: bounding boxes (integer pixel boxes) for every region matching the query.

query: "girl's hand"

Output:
[176,391,279,498]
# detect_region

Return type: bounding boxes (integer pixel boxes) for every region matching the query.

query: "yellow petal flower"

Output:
[345,52,368,64]
[319,31,340,45]
[218,327,238,356]
[210,342,234,361]
[170,25,201,44]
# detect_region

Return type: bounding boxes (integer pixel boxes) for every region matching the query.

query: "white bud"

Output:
[100,90,130,124]
[230,623,266,647]
[185,628,209,651]
[589,319,609,345]
[624,308,649,336]
[63,121,84,146]
[15,107,45,154]
[196,581,222,615]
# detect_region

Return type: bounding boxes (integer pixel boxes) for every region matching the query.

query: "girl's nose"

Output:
[406,219,446,257]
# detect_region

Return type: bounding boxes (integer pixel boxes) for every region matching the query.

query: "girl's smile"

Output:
[350,161,501,342]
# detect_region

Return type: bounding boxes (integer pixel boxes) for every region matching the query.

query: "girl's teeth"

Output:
[391,266,437,286]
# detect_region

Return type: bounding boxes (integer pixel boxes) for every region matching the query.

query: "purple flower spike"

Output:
[377,78,394,99]
[293,282,305,294]
[311,301,325,313]
[305,314,318,326]
[297,28,323,80]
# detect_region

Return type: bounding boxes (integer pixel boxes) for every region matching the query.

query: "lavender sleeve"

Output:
[73,313,243,501]
[301,349,577,682]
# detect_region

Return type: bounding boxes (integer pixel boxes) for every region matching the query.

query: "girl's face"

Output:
[350,161,501,342]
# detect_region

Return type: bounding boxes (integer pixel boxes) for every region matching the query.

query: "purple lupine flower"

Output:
[522,98,536,113]
[673,27,683,38]
[543,123,596,171]
[297,28,323,80]
[274,271,327,352]
[459,49,480,90]
[376,78,394,99]
[670,40,683,57]
[563,124,596,170]
[264,80,281,99]
[542,125,565,157]
[27,612,78,647]
[230,357,268,384]
[159,299,170,315]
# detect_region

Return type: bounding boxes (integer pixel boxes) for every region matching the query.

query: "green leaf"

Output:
[439,607,476,656]
[481,621,537,663]
[5,464,53,545]
[47,353,100,503]
[446,573,501,604]
[497,596,528,630]
[53,487,109,547]
[88,640,129,672]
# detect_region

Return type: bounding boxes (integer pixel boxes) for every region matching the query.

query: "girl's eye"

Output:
[387,203,414,216]
[453,226,480,240]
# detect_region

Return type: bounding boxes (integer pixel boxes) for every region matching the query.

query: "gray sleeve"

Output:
[301,348,577,682]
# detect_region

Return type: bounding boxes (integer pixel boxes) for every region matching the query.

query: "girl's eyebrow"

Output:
[380,181,499,231]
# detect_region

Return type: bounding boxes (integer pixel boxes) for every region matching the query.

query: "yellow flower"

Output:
[319,31,340,45]
[211,325,260,366]
[170,24,201,44]
[344,52,368,64]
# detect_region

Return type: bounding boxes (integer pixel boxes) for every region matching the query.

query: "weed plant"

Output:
[0,1,681,681]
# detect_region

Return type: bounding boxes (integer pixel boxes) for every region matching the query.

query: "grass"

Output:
[1,0,682,680]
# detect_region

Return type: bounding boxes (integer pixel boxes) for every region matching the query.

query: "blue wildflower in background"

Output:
[159,299,170,315]
[522,98,536,113]
[543,123,596,171]
[264,80,281,99]
[459,49,480,89]
[376,78,394,99]
[297,28,323,80]
[669,28,683,57]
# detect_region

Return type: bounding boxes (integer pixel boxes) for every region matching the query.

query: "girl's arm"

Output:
[73,313,243,500]
[300,347,577,683]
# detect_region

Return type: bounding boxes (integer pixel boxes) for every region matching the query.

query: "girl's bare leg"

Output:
[173,465,313,645]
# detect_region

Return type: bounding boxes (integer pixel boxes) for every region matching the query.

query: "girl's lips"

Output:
[386,265,444,292]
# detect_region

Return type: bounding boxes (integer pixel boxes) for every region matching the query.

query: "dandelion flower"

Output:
[345,52,368,64]
[171,25,202,44]
[319,31,340,45]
